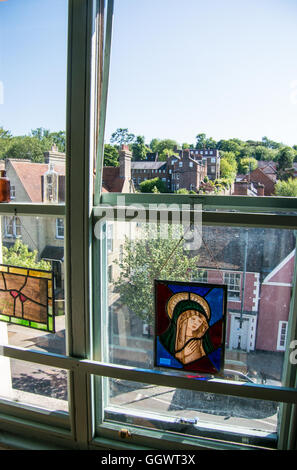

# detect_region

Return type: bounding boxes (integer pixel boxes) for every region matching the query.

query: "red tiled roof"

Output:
[102,167,125,193]
[10,160,65,202]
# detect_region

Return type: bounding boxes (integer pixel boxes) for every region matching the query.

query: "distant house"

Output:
[102,145,135,193]
[2,146,66,309]
[194,226,295,353]
[234,167,276,196]
[131,149,209,192]
[180,148,221,181]
[256,249,295,352]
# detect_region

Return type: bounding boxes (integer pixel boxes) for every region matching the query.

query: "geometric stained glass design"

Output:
[155,279,227,375]
[0,264,55,333]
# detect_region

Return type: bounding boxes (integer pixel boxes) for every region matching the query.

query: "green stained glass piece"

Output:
[48,316,53,331]
[30,321,47,331]
[0,314,9,322]
[0,263,55,333]
[11,317,30,326]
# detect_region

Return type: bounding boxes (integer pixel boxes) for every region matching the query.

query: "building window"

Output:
[211,166,216,173]
[211,157,216,163]
[224,272,241,299]
[189,161,193,168]
[10,185,16,199]
[179,162,183,167]
[56,218,64,239]
[195,269,208,283]
[277,321,288,351]
[4,216,21,238]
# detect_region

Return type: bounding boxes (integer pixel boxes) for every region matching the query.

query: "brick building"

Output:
[131,149,209,192]
[194,226,295,353]
[234,167,276,196]
[179,148,221,181]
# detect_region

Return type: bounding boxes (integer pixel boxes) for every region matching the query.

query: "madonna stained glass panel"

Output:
[155,280,227,375]
[0,264,55,332]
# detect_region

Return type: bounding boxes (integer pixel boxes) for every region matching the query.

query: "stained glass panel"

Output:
[155,280,227,375]
[0,264,55,333]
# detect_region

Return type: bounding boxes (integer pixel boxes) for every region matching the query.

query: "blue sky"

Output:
[1,0,297,147]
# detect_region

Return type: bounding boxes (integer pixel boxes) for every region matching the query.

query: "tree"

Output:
[131,135,150,161]
[2,240,51,270]
[104,144,119,167]
[151,138,179,159]
[261,136,283,149]
[195,133,207,149]
[276,146,295,180]
[3,135,47,162]
[31,127,66,153]
[275,178,297,197]
[216,139,243,156]
[110,128,135,146]
[0,126,12,159]
[139,177,168,193]
[114,224,200,325]
[238,157,258,175]
[219,151,238,182]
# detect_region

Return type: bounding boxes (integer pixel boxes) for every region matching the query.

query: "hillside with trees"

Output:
[2,127,297,195]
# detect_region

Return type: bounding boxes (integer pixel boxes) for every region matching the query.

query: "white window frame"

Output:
[277,321,288,351]
[224,272,241,300]
[56,217,64,239]
[4,215,21,238]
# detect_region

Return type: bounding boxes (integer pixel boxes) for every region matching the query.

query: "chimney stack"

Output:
[44,144,66,166]
[257,183,264,197]
[233,181,248,195]
[119,145,132,179]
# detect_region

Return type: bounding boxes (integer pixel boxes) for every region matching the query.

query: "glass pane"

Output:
[0,0,67,204]
[0,357,68,413]
[102,0,297,197]
[0,215,65,353]
[104,378,278,444]
[98,219,295,441]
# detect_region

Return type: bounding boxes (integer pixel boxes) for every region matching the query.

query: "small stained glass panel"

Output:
[0,264,55,333]
[155,280,227,375]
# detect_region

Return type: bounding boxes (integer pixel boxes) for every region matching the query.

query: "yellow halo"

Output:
[166,291,210,320]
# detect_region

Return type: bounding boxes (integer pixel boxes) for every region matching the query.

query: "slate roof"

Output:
[196,226,295,280]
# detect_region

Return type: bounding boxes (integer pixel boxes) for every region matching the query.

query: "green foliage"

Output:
[238,157,258,175]
[104,144,119,167]
[275,178,297,197]
[276,146,295,180]
[110,128,135,146]
[2,240,51,270]
[195,133,217,150]
[175,188,189,194]
[0,127,66,162]
[114,224,200,324]
[219,151,237,182]
[149,138,179,159]
[0,127,12,159]
[131,135,150,161]
[139,177,168,193]
[4,135,48,162]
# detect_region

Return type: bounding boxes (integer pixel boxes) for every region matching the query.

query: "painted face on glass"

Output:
[187,311,204,332]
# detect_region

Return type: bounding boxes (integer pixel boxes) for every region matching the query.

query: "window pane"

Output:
[0,357,68,413]
[0,215,65,349]
[0,0,67,204]
[0,214,67,411]
[97,219,296,442]
[103,378,278,445]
